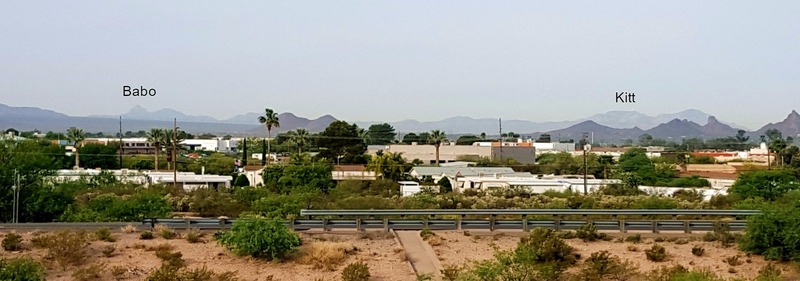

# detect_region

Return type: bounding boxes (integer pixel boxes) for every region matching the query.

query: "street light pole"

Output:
[582,132,589,194]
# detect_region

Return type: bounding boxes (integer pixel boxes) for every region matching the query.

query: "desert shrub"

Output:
[155,225,177,240]
[625,234,642,244]
[2,233,23,251]
[556,230,577,239]
[181,266,239,281]
[724,256,742,266]
[186,229,203,243]
[416,273,433,281]
[627,245,638,252]
[692,245,705,257]
[36,230,89,269]
[654,237,665,243]
[341,261,370,281]
[215,216,301,260]
[575,251,639,281]
[634,196,679,209]
[72,262,106,281]
[646,265,724,281]
[95,227,116,242]
[110,265,127,280]
[146,243,175,252]
[441,264,462,281]
[672,188,706,202]
[513,228,577,278]
[645,244,667,262]
[140,230,154,240]
[741,191,800,261]
[155,249,185,269]
[120,224,137,233]
[576,223,606,242]
[420,228,435,240]
[102,245,116,257]
[0,257,46,281]
[298,241,357,271]
[674,239,689,245]
[756,263,782,281]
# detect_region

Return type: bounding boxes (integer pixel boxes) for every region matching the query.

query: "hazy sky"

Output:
[1,1,798,129]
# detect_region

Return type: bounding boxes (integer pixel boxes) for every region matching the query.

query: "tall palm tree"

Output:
[257,108,280,166]
[163,129,187,170]
[357,127,370,145]
[288,129,310,154]
[146,128,167,171]
[428,130,447,166]
[66,127,85,169]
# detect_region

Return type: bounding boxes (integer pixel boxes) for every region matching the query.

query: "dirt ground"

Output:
[429,230,800,280]
[0,229,415,281]
[3,229,800,281]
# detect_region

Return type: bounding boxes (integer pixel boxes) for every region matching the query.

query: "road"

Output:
[395,230,443,280]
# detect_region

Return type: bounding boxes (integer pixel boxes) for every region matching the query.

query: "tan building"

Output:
[379,142,536,164]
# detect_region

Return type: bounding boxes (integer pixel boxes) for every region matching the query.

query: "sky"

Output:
[1,1,799,129]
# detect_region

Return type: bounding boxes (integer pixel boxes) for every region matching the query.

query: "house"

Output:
[381,141,536,164]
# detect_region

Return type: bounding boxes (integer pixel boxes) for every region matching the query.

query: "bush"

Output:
[95,227,116,242]
[155,225,177,240]
[724,256,741,266]
[515,228,577,269]
[36,230,89,269]
[341,261,370,281]
[0,257,46,281]
[645,244,667,262]
[625,234,642,244]
[440,264,462,281]
[576,251,639,281]
[729,170,800,200]
[692,245,705,257]
[186,229,202,243]
[155,249,185,269]
[102,245,116,257]
[556,231,577,240]
[215,217,301,260]
[756,263,782,281]
[2,233,23,251]
[741,191,800,261]
[576,223,606,242]
[140,230,155,240]
[298,241,357,271]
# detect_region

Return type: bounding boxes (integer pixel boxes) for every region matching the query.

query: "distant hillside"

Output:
[538,121,644,143]
[754,110,800,138]
[0,103,336,135]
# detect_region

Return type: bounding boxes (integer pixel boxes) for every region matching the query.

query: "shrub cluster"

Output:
[215,216,301,260]
[341,261,370,281]
[0,257,46,281]
[645,244,667,262]
[2,233,23,251]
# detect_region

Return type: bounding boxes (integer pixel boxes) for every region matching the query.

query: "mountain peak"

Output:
[128,105,148,113]
[707,116,720,124]
[790,110,800,119]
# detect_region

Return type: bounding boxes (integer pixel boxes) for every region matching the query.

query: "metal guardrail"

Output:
[299,209,761,217]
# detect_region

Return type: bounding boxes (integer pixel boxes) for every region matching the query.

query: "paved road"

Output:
[395,230,442,280]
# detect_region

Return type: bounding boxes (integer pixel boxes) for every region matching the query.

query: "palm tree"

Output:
[357,127,370,145]
[428,130,447,166]
[163,129,187,170]
[288,129,310,154]
[66,127,85,169]
[146,128,167,171]
[598,155,615,179]
[257,108,280,166]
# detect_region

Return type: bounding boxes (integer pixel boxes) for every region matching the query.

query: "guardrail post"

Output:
[522,215,528,232]
[457,215,463,231]
[383,219,389,232]
[356,218,362,232]
[219,218,226,229]
[489,215,496,232]
[322,219,329,231]
[149,218,156,230]
[684,220,691,234]
[554,215,561,231]
[620,219,626,233]
[185,218,191,231]
[652,220,660,234]
[423,217,429,229]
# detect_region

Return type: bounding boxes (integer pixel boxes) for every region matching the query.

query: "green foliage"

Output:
[730,170,800,200]
[252,191,320,219]
[36,230,90,269]
[188,188,248,217]
[140,231,154,240]
[576,223,606,242]
[740,191,800,261]
[438,177,452,193]
[367,123,396,145]
[689,155,716,164]
[671,188,705,202]
[186,229,202,243]
[599,183,645,196]
[2,233,23,251]
[61,190,171,222]
[186,153,236,176]
[367,151,410,181]
[635,196,680,209]
[625,234,642,244]
[645,244,667,262]
[233,174,250,187]
[215,217,301,260]
[659,176,711,188]
[514,228,577,269]
[316,121,368,164]
[72,262,106,281]
[0,257,46,281]
[262,164,334,193]
[341,261,370,281]
[78,143,119,169]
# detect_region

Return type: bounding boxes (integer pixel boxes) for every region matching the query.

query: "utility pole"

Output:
[499,118,503,166]
[173,118,177,190]
[12,169,21,223]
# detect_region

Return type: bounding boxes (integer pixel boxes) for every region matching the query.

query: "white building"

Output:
[182,139,239,153]
[454,174,621,194]
[50,169,231,190]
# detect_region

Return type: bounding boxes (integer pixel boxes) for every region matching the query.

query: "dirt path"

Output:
[395,230,442,279]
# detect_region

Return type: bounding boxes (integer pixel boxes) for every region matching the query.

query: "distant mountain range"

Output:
[2,103,799,142]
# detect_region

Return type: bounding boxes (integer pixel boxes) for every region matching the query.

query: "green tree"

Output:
[740,191,800,261]
[598,155,614,179]
[79,144,119,169]
[428,130,447,166]
[215,217,301,260]
[401,133,420,144]
[317,121,367,164]
[66,127,85,169]
[287,128,310,154]
[456,134,481,145]
[367,123,396,145]
[729,170,800,200]
[638,134,653,146]
[367,151,409,181]
[257,108,280,166]
[537,134,551,143]
[147,128,167,171]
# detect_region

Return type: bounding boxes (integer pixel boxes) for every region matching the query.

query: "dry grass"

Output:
[145,243,176,252]
[394,248,408,262]
[120,224,137,234]
[297,241,358,271]
[426,235,444,247]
